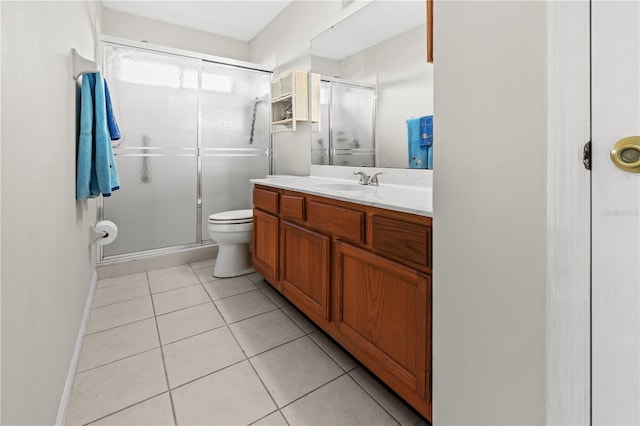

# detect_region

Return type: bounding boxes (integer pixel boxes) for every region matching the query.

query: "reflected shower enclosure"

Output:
[312,79,375,166]
[100,42,271,259]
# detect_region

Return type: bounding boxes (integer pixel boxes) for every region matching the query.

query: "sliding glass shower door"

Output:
[100,42,271,259]
[200,62,270,242]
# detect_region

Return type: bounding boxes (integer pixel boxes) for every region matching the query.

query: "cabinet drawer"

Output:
[371,215,431,268]
[253,187,279,214]
[281,194,305,221]
[306,200,364,244]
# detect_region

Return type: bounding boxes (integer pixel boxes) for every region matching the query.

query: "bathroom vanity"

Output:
[251,175,433,420]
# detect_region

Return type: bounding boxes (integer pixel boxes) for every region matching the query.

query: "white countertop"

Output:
[251,176,433,217]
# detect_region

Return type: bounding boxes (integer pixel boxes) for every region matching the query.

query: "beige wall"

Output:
[102,8,250,61]
[432,1,548,424]
[1,1,101,424]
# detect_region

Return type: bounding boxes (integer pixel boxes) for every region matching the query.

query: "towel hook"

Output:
[72,48,98,80]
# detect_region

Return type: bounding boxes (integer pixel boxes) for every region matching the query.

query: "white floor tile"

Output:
[282,375,397,425]
[214,290,277,324]
[309,331,358,372]
[88,393,174,426]
[282,305,318,334]
[246,272,268,285]
[156,302,225,345]
[350,367,423,426]
[86,296,154,334]
[147,264,192,279]
[251,410,288,426]
[163,327,245,388]
[149,270,200,294]
[250,336,343,407]
[172,361,276,425]
[260,286,290,308]
[152,285,210,315]
[92,280,150,308]
[97,272,147,289]
[193,265,219,283]
[78,318,159,372]
[202,276,257,300]
[230,310,304,357]
[66,349,167,426]
[190,258,216,270]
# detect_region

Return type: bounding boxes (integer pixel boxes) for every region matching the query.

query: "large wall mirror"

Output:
[310,1,433,169]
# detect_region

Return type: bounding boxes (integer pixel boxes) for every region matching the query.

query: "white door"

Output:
[592,1,640,423]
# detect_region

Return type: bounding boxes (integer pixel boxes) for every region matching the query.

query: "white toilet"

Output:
[207,209,254,278]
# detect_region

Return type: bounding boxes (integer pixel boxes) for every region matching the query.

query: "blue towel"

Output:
[407,117,427,169]
[76,72,120,200]
[103,79,121,141]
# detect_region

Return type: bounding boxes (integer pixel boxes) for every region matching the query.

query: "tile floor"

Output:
[65,259,428,426]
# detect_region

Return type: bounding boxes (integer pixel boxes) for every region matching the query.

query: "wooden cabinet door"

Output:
[335,241,431,401]
[280,221,330,322]
[252,209,279,285]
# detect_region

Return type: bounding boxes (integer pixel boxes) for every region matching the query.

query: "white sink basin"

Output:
[313,183,370,192]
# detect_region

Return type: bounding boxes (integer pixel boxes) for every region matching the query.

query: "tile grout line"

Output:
[76,345,161,376]
[84,312,156,337]
[346,370,404,426]
[241,336,292,425]
[198,265,292,426]
[79,391,170,426]
[145,271,179,426]
[91,291,152,310]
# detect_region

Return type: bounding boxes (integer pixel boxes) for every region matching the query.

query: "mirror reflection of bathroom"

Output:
[310,0,434,168]
[312,79,376,167]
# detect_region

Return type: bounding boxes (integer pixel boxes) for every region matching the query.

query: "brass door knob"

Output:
[611,136,640,173]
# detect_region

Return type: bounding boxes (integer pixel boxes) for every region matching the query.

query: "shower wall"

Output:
[101,42,271,259]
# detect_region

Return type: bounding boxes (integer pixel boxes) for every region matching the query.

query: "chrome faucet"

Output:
[368,172,382,186]
[353,170,369,185]
[353,170,382,185]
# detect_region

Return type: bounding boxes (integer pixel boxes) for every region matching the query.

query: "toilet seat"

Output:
[208,209,253,225]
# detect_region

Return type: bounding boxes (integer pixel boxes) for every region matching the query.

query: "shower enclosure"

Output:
[99,39,271,261]
[312,78,376,166]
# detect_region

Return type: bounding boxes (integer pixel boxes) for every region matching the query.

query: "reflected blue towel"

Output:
[407,117,427,169]
[103,79,121,141]
[76,72,120,200]
[420,115,433,169]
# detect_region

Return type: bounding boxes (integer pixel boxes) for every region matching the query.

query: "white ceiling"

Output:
[101,1,293,42]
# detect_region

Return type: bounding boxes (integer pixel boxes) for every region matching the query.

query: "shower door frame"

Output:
[96,35,273,264]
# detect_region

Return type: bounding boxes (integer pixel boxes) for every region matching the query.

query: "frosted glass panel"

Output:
[200,62,271,149]
[103,45,199,149]
[331,83,375,167]
[200,62,271,241]
[311,81,330,165]
[103,156,198,256]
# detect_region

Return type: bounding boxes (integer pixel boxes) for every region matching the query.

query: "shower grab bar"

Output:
[72,49,99,80]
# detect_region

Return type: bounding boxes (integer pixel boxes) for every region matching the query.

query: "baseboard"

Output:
[55,270,98,425]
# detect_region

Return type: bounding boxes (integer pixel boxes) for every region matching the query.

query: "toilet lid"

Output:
[208,209,253,224]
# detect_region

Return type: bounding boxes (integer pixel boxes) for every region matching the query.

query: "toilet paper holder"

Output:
[90,227,109,245]
[91,220,118,246]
